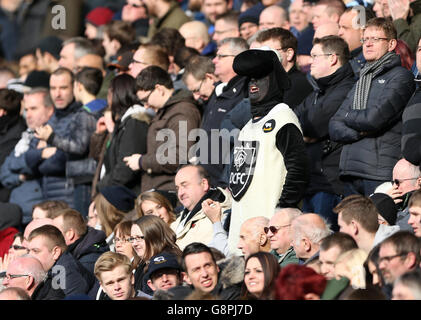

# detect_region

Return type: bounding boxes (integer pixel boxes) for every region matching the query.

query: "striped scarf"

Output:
[352,51,396,110]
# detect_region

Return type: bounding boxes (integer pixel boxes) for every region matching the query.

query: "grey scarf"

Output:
[352,51,396,110]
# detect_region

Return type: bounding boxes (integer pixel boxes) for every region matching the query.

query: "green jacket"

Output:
[271,247,299,268]
[393,0,421,53]
[147,1,191,40]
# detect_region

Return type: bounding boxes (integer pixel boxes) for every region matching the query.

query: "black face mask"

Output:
[249,77,270,105]
[249,73,284,119]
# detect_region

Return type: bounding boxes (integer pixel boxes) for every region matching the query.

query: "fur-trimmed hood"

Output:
[217,255,245,289]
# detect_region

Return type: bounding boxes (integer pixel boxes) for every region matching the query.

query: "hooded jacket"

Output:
[329,54,415,181]
[140,89,201,192]
[67,227,110,275]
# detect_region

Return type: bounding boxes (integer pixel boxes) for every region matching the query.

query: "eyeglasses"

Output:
[4,274,29,281]
[127,235,145,243]
[310,53,334,59]
[391,177,418,187]
[378,252,407,264]
[215,54,236,59]
[113,237,130,244]
[131,58,149,66]
[126,1,143,8]
[360,37,389,44]
[192,80,204,94]
[264,224,291,234]
[9,245,27,251]
[139,89,154,105]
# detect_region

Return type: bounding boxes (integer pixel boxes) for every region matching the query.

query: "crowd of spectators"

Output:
[0,0,420,303]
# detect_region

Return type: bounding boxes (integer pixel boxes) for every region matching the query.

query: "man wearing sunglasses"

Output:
[386,158,421,231]
[267,207,302,267]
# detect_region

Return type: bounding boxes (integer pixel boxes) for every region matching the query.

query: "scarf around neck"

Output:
[352,51,396,110]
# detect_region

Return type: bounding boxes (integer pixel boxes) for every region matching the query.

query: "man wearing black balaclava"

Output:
[226,48,309,255]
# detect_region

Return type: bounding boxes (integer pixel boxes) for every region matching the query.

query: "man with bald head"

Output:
[267,208,302,267]
[2,255,47,298]
[259,5,290,31]
[23,218,53,248]
[290,213,332,263]
[179,21,216,57]
[237,216,271,258]
[313,22,339,39]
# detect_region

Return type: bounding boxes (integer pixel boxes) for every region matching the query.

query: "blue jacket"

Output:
[0,143,43,224]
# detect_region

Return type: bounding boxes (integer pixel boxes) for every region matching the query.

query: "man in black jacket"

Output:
[295,35,356,231]
[256,27,313,109]
[27,224,96,298]
[52,208,109,275]
[329,17,415,197]
[162,242,242,300]
[198,37,249,187]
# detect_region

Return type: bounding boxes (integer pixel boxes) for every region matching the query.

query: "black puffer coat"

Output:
[329,54,415,181]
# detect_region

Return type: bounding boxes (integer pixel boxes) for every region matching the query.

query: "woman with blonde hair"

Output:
[334,248,368,289]
[130,215,182,295]
[135,191,176,224]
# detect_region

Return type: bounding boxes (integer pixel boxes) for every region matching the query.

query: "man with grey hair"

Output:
[196,37,249,188]
[291,213,332,263]
[237,216,271,258]
[0,287,31,300]
[59,37,96,72]
[267,207,302,267]
[0,88,54,224]
[2,255,47,298]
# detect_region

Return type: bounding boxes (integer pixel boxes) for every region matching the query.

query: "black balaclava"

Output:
[233,48,290,118]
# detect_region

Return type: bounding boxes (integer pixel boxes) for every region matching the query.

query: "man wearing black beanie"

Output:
[226,48,309,255]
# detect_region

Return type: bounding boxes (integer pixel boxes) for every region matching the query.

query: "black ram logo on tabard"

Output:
[229,141,259,201]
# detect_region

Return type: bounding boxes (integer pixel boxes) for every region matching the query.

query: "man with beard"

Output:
[227,48,309,255]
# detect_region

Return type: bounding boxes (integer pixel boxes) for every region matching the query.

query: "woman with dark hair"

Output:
[135,190,177,224]
[364,244,386,288]
[275,264,327,300]
[96,74,149,194]
[130,215,182,295]
[241,252,280,300]
[113,221,140,269]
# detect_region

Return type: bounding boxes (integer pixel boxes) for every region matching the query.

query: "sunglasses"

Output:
[264,224,291,234]
[9,245,27,251]
[391,178,418,187]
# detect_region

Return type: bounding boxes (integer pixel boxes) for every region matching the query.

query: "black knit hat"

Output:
[369,193,398,225]
[24,70,50,89]
[238,14,259,27]
[37,36,63,60]
[99,185,136,213]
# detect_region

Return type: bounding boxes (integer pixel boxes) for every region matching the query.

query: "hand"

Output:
[18,174,26,182]
[96,116,107,134]
[41,147,57,159]
[34,124,53,141]
[386,185,404,204]
[202,199,222,223]
[0,253,11,272]
[388,0,410,20]
[123,154,141,171]
[37,140,47,149]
